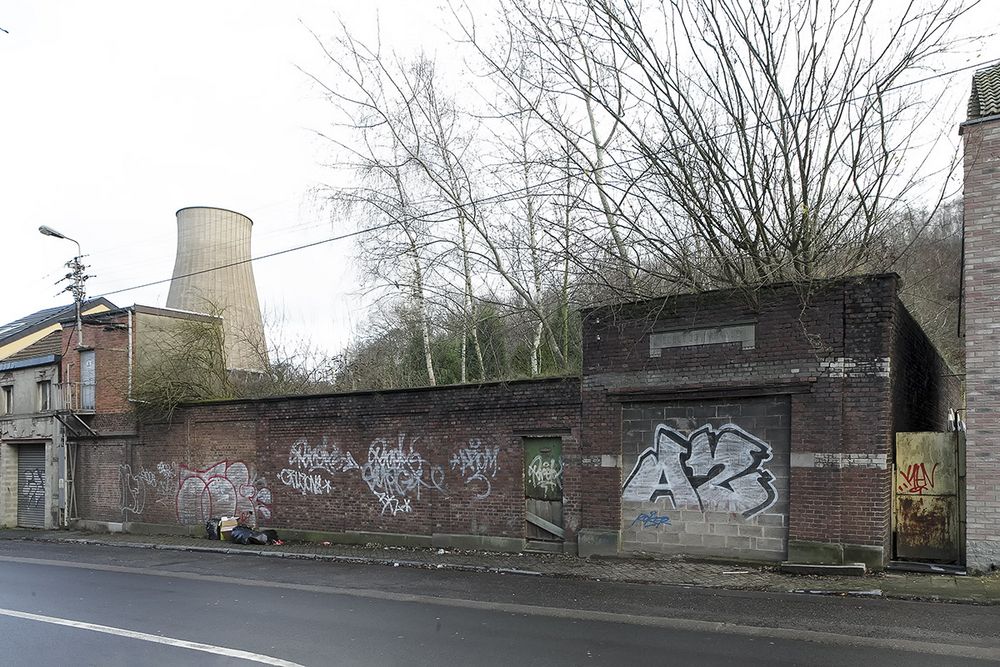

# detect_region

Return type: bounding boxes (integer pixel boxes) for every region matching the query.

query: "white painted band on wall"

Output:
[790,453,887,469]
[582,455,622,468]
[820,357,890,378]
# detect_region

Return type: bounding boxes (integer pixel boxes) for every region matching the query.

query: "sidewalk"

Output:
[2,528,998,604]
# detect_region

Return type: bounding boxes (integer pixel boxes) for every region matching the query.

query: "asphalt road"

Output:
[0,541,997,666]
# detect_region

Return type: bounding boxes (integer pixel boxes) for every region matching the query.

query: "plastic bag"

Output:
[231,525,270,545]
[205,518,221,540]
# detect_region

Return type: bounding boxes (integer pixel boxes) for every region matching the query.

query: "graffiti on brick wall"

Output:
[279,437,359,496]
[897,462,938,495]
[449,439,499,500]
[622,424,777,518]
[630,510,671,528]
[177,461,272,526]
[23,469,44,508]
[119,464,145,517]
[527,454,563,495]
[288,437,360,475]
[118,463,178,519]
[361,435,445,516]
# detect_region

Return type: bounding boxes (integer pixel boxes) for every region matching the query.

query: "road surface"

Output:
[0,540,997,666]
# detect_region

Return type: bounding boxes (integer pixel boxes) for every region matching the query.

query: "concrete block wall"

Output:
[620,396,790,561]
[963,114,1000,571]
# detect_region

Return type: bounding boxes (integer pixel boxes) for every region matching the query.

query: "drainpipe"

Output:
[127,308,133,400]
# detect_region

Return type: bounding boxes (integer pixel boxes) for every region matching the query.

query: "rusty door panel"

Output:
[895,495,959,562]
[894,432,960,563]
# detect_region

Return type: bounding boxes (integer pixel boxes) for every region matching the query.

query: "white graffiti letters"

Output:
[288,437,359,475]
[449,439,499,500]
[622,424,777,518]
[279,437,357,496]
[527,455,563,495]
[361,435,445,515]
[21,468,45,509]
[278,468,333,496]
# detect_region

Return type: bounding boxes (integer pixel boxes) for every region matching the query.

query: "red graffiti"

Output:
[897,462,938,495]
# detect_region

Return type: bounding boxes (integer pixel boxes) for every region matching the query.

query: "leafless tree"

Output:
[455,0,975,295]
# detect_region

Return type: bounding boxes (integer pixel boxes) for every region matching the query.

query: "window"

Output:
[37,380,51,411]
[1,385,12,415]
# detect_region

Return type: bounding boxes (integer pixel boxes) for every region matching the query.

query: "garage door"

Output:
[17,444,46,528]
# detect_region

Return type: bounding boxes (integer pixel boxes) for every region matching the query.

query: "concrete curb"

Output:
[5,533,998,605]
[14,535,546,579]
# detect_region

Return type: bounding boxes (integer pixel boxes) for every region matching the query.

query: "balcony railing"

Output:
[58,382,96,412]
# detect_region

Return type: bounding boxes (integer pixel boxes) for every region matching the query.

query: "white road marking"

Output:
[0,607,305,667]
[0,553,999,662]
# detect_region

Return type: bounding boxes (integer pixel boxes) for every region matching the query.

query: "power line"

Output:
[98,221,398,298]
[92,54,1000,300]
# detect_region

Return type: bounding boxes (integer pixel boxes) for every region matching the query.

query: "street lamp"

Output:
[39,225,86,348]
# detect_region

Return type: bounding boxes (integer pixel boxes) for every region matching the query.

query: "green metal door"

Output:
[524,437,564,541]
[894,432,961,563]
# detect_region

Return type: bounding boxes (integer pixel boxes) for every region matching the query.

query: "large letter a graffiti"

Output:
[622,424,777,518]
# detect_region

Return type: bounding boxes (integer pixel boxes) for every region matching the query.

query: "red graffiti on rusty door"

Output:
[897,462,938,495]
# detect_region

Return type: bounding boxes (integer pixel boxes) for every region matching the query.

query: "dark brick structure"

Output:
[581,274,959,566]
[66,274,958,567]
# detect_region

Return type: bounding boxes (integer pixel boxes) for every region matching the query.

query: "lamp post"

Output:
[39,225,87,348]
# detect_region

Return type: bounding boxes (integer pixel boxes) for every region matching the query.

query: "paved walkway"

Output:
[1,528,997,604]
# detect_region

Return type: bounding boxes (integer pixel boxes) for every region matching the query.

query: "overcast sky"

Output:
[0,1,995,358]
[0,1,457,353]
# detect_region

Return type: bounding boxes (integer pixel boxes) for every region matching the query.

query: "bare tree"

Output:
[456,0,974,293]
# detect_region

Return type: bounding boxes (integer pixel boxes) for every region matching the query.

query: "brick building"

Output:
[59,274,958,569]
[581,274,958,567]
[962,63,1000,571]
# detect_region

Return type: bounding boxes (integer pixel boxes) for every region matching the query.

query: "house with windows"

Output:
[0,344,65,528]
[0,300,117,529]
[0,300,222,530]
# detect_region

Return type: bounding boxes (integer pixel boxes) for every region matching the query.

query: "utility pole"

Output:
[39,225,91,348]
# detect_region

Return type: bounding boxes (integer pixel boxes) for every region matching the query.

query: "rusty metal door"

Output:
[524,437,564,541]
[894,432,960,563]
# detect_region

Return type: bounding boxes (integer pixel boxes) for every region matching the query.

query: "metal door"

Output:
[894,432,960,563]
[80,350,95,410]
[524,437,564,541]
[17,444,46,528]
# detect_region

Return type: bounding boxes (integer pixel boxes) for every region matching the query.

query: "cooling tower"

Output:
[166,207,266,372]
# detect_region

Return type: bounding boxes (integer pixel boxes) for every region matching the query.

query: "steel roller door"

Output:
[17,445,46,528]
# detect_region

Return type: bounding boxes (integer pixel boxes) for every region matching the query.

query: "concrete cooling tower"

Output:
[166,207,267,372]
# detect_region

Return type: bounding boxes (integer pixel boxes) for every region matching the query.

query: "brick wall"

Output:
[66,275,959,565]
[61,314,132,416]
[963,114,1000,571]
[77,378,582,543]
[582,275,934,565]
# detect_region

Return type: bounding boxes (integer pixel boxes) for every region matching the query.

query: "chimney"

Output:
[960,63,1000,572]
[166,207,267,372]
